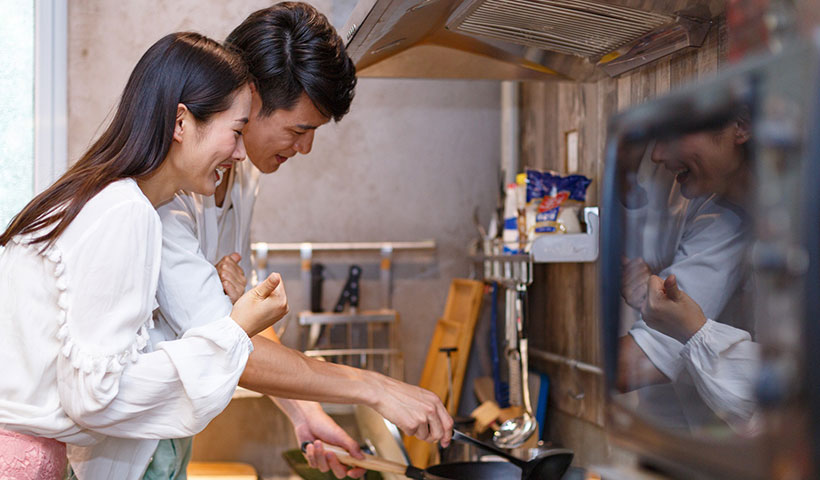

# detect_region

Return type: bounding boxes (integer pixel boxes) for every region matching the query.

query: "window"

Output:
[0,0,66,231]
[0,0,34,229]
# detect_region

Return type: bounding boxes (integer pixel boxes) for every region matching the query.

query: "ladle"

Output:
[452,429,573,480]
[493,408,537,448]
[494,285,538,448]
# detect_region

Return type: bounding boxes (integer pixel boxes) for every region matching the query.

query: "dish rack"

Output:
[298,309,403,380]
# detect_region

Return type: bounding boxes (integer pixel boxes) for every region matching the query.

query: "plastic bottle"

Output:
[516,173,530,253]
[502,182,519,254]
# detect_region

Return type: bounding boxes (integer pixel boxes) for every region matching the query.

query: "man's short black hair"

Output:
[226,2,357,121]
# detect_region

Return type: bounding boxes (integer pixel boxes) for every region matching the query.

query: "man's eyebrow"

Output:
[294,124,320,130]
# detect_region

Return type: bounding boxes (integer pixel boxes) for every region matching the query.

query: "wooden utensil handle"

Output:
[301,442,408,475]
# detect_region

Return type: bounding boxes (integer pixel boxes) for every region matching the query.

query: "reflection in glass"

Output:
[614,111,760,437]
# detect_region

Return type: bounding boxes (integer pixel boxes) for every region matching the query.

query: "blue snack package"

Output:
[526,169,592,234]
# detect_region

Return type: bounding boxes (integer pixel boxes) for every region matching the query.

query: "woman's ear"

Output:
[734,122,751,145]
[173,104,188,143]
[734,108,751,145]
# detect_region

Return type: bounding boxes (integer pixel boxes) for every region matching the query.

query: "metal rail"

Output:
[304,348,400,357]
[298,310,398,326]
[252,240,436,311]
[251,240,436,252]
[529,347,604,376]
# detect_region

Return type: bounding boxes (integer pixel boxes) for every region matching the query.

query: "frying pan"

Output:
[451,429,573,480]
[427,461,522,479]
[303,440,572,480]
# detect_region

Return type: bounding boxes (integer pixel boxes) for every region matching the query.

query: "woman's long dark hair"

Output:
[0,32,248,248]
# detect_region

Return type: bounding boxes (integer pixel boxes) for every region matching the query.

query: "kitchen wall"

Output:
[521,18,726,469]
[68,1,500,477]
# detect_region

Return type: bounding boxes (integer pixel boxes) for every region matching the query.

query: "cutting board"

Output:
[405,278,484,468]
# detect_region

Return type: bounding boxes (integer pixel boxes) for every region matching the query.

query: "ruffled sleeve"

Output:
[53,193,252,438]
[680,319,760,430]
[54,198,162,410]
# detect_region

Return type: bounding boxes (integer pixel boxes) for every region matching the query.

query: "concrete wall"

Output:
[253,76,500,382]
[69,1,500,477]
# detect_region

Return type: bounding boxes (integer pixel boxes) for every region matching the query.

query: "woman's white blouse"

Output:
[0,179,253,447]
[681,319,761,430]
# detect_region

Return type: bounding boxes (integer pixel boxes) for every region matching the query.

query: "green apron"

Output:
[143,437,193,480]
[66,437,192,480]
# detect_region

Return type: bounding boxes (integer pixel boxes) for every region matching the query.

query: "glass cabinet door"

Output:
[602,42,819,478]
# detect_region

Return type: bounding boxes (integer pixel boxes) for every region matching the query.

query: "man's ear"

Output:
[173,103,188,143]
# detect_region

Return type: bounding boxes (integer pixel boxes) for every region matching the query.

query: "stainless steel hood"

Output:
[341,0,725,81]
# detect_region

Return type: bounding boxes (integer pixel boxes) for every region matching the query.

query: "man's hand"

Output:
[237,341,452,451]
[216,252,247,303]
[278,399,366,479]
[370,375,453,447]
[642,274,707,344]
[621,256,652,311]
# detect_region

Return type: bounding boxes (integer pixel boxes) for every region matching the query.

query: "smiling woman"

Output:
[0,31,289,480]
[150,84,251,199]
[649,119,750,201]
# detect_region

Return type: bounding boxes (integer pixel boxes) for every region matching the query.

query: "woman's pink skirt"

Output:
[0,428,66,480]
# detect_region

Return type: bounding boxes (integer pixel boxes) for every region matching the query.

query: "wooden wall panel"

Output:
[523,18,727,429]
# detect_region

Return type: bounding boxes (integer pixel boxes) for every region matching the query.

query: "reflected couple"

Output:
[615,111,762,435]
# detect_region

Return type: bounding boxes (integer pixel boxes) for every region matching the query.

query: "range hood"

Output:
[341,0,725,81]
